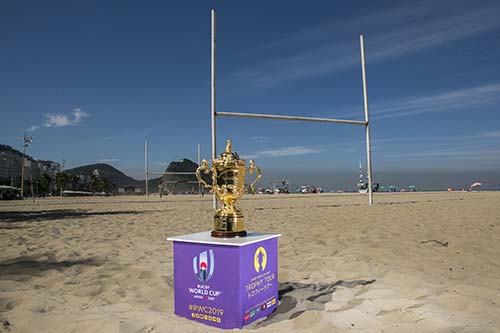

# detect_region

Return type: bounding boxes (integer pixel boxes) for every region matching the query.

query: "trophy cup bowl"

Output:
[196,139,261,238]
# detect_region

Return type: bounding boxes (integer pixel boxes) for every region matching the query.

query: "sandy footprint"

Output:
[72,283,104,297]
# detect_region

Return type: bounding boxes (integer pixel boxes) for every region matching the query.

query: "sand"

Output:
[0,192,499,332]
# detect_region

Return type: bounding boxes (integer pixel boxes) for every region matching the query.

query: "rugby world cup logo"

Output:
[193,249,215,282]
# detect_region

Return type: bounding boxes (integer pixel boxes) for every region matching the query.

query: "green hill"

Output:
[64,163,161,190]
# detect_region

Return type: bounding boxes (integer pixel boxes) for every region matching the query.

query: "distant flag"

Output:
[470,182,482,188]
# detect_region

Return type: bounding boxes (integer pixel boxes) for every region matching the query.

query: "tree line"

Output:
[0,172,114,196]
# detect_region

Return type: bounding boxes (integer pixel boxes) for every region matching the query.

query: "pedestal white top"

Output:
[167,231,281,247]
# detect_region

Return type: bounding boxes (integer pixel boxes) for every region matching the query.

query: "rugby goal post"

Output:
[210,9,374,207]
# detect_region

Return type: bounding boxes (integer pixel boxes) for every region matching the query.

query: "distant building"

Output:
[0,145,60,191]
[37,161,61,192]
[117,186,142,195]
[38,161,61,178]
[0,151,21,186]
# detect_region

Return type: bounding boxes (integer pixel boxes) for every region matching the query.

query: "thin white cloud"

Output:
[73,108,89,123]
[478,130,500,138]
[371,133,490,146]
[43,108,90,128]
[370,131,500,165]
[366,6,500,61]
[250,136,271,144]
[335,83,500,120]
[27,125,39,132]
[240,154,258,160]
[238,2,445,56]
[227,1,500,95]
[384,149,500,160]
[257,146,323,158]
[403,149,500,158]
[371,83,500,119]
[98,158,120,163]
[43,114,72,127]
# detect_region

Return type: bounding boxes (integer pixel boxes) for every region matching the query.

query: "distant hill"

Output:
[1,144,204,193]
[0,144,28,158]
[165,158,199,174]
[64,163,162,190]
[65,163,138,187]
[162,158,207,194]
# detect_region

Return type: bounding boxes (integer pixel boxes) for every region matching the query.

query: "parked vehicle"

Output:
[0,185,22,200]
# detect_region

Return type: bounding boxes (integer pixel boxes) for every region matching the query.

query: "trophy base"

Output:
[211,230,247,238]
[212,208,246,238]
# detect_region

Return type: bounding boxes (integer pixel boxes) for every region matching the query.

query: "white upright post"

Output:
[211,9,217,209]
[30,170,34,203]
[60,159,65,196]
[198,143,201,197]
[360,35,373,205]
[145,140,149,197]
[21,149,26,197]
[20,131,27,197]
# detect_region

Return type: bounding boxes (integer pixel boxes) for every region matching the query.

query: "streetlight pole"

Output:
[20,130,33,197]
[145,140,149,197]
[60,159,66,196]
[9,157,12,186]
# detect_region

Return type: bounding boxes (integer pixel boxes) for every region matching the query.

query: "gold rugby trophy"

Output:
[196,139,261,238]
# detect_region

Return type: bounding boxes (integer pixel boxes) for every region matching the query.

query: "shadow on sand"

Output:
[0,255,101,279]
[250,279,376,328]
[0,209,160,224]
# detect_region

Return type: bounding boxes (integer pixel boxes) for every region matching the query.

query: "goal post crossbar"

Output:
[216,112,367,126]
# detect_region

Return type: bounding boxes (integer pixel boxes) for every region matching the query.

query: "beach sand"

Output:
[0,192,499,332]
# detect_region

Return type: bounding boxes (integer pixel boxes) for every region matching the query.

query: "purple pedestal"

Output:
[167,231,281,329]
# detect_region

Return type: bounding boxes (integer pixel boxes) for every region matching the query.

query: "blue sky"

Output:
[1,1,499,190]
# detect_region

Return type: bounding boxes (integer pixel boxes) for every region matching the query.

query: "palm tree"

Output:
[38,173,53,195]
[56,172,69,195]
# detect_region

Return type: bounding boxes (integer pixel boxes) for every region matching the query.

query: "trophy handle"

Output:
[247,160,262,194]
[196,159,213,191]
